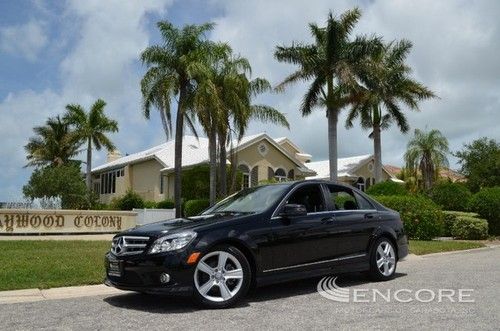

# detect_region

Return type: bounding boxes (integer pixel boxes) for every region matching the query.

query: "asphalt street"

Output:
[1,246,499,331]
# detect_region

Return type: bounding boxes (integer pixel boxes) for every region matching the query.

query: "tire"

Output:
[368,237,397,281]
[192,245,251,308]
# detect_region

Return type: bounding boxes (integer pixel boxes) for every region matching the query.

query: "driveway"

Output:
[1,246,499,330]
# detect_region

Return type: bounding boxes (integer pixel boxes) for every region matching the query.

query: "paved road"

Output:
[1,247,499,331]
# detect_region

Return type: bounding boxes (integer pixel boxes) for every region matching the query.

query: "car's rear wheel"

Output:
[368,237,397,281]
[192,245,251,308]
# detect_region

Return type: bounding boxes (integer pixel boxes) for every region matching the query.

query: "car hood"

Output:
[115,213,254,239]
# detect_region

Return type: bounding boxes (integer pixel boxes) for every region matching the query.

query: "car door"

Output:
[267,183,334,270]
[326,184,379,258]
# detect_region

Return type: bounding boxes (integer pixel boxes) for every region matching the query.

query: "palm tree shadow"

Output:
[103,272,406,313]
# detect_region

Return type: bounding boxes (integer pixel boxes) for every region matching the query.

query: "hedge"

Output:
[184,199,210,217]
[442,211,480,237]
[156,199,175,209]
[429,182,471,211]
[366,181,407,196]
[450,216,489,240]
[373,195,443,240]
[111,190,145,210]
[468,187,500,235]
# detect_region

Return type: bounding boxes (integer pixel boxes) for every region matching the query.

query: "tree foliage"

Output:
[24,116,81,168]
[274,8,381,180]
[404,128,449,191]
[23,164,88,209]
[454,138,500,192]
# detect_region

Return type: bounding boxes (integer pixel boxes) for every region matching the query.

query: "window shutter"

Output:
[251,166,259,187]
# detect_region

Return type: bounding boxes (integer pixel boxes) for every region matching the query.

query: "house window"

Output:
[274,168,287,182]
[287,169,295,180]
[356,177,366,192]
[238,165,250,189]
[160,175,167,194]
[99,168,123,194]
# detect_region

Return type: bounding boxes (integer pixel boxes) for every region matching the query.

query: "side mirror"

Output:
[280,204,307,218]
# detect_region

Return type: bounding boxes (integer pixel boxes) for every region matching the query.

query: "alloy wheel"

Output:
[194,251,244,302]
[376,241,396,276]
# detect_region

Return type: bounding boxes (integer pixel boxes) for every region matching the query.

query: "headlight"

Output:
[149,231,197,254]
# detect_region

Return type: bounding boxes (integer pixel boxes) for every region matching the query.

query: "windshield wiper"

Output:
[213,211,253,216]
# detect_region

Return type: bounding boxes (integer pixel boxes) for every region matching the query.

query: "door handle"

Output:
[364,213,375,220]
[321,217,335,224]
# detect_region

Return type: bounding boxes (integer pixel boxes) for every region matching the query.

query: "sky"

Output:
[0,0,499,201]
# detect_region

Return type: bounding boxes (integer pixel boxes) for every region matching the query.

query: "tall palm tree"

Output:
[404,128,449,191]
[141,21,214,217]
[346,40,436,183]
[193,48,289,203]
[274,8,381,181]
[25,115,80,167]
[64,99,118,192]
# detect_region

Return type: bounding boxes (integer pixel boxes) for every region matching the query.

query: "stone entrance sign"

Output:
[0,209,137,234]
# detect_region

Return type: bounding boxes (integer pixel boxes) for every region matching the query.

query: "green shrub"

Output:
[429,182,471,211]
[366,181,407,196]
[450,216,489,240]
[442,211,480,236]
[143,200,157,209]
[181,165,210,201]
[113,190,145,211]
[184,199,210,217]
[156,199,175,209]
[373,195,443,240]
[468,187,500,235]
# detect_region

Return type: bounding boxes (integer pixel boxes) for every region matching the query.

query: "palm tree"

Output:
[193,48,289,204]
[25,115,80,167]
[64,99,118,193]
[140,21,215,217]
[346,40,436,183]
[404,129,449,191]
[274,8,381,181]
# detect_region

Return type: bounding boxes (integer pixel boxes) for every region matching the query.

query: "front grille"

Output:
[111,236,149,256]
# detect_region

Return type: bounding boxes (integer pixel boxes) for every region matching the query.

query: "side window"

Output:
[327,185,358,210]
[286,185,325,213]
[353,191,374,210]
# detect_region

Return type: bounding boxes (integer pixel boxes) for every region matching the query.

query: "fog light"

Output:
[160,273,171,284]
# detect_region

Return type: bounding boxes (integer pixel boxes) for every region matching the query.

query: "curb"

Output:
[0,284,125,305]
[419,244,499,258]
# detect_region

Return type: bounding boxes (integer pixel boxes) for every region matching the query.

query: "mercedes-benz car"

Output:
[104,180,408,308]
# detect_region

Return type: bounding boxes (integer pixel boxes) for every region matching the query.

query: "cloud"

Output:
[210,0,500,167]
[0,0,172,200]
[0,20,48,61]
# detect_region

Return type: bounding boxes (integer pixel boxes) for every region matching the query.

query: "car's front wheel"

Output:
[192,245,251,308]
[368,237,397,281]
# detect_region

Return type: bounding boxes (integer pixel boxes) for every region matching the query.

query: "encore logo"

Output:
[317,276,475,303]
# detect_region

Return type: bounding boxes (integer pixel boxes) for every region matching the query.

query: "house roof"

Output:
[231,133,316,175]
[306,154,373,180]
[384,164,466,182]
[92,133,315,175]
[91,135,209,173]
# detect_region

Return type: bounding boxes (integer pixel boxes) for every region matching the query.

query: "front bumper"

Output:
[104,251,194,296]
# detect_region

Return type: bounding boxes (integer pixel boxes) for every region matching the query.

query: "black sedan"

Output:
[104,180,408,308]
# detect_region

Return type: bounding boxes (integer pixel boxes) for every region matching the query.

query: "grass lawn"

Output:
[0,241,110,291]
[0,239,488,291]
[409,240,485,255]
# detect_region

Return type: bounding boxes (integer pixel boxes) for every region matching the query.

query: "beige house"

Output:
[91,133,402,203]
[91,133,316,204]
[306,155,402,191]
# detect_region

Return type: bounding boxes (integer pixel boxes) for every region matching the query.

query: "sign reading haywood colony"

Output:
[0,209,137,234]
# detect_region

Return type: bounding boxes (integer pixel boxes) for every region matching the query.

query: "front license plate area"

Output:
[108,259,122,277]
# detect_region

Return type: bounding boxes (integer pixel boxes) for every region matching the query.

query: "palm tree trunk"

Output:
[218,132,227,197]
[174,87,186,218]
[208,127,217,206]
[373,123,383,183]
[327,107,338,181]
[86,138,92,207]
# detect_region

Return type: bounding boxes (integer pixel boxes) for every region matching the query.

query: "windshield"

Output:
[202,184,290,215]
